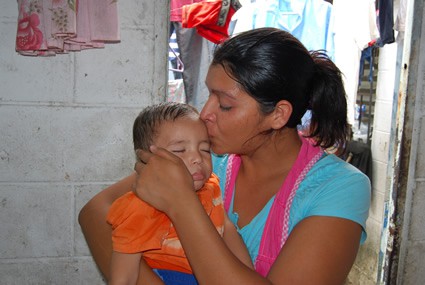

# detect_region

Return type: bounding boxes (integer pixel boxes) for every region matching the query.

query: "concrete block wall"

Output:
[345,43,398,284]
[0,0,168,283]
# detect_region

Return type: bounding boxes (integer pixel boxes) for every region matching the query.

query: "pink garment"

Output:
[16,0,120,56]
[223,136,324,276]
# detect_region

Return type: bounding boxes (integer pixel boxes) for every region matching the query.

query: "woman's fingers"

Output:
[132,146,194,213]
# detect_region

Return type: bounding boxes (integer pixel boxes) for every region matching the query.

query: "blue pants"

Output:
[154,269,198,285]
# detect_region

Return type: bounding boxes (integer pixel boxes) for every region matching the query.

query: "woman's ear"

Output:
[270,100,292,130]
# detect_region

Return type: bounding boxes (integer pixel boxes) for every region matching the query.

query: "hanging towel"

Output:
[182,0,242,44]
[16,0,120,56]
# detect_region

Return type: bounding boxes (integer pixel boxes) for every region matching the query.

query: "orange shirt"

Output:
[107,174,224,274]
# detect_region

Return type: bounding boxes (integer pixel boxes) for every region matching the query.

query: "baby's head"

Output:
[133,102,212,191]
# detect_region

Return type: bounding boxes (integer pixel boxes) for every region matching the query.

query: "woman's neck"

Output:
[232,128,302,227]
[239,128,302,177]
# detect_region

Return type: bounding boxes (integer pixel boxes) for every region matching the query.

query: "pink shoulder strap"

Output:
[254,137,323,276]
[223,154,241,212]
[221,139,323,277]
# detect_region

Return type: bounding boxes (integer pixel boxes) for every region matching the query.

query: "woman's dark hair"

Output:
[212,27,348,149]
[133,102,199,151]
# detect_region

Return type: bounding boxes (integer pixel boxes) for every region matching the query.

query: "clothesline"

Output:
[15,0,120,56]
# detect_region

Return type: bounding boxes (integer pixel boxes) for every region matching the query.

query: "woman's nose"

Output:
[200,97,215,122]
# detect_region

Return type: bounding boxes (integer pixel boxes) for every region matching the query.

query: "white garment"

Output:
[332,0,379,126]
[231,0,264,35]
[394,0,407,42]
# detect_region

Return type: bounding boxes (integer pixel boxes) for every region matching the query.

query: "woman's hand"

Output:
[133,146,195,215]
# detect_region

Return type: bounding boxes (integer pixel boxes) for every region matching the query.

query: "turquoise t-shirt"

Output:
[212,153,371,263]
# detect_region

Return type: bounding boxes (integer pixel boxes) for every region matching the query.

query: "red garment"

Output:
[170,0,204,22]
[182,0,241,44]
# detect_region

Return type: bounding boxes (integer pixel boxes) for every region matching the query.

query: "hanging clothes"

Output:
[358,45,375,86]
[394,0,407,42]
[168,20,214,110]
[169,0,217,110]
[332,0,379,126]
[15,0,120,56]
[182,0,242,44]
[255,0,335,59]
[231,0,334,59]
[376,0,395,47]
[170,0,204,22]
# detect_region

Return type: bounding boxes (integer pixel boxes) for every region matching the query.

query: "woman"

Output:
[79,28,371,285]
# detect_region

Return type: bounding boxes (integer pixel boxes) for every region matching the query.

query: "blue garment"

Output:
[376,0,395,47]
[358,46,375,86]
[254,0,335,60]
[212,152,371,262]
[154,269,198,285]
[228,190,274,265]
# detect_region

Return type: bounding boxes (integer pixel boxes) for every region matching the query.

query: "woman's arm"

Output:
[78,172,167,284]
[135,147,364,285]
[109,251,165,285]
[222,214,253,269]
[110,252,141,285]
[78,173,136,279]
[268,216,362,285]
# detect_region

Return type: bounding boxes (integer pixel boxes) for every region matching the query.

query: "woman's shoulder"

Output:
[314,153,370,180]
[302,153,371,202]
[301,153,371,199]
[292,153,372,243]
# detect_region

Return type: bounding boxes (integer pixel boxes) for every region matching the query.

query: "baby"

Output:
[107,102,252,285]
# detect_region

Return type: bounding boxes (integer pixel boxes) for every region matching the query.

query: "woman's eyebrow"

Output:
[209,87,239,99]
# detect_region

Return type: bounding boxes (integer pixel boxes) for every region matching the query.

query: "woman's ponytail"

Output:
[306,51,349,149]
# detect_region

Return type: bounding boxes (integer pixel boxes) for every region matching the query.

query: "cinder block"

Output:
[371,160,388,194]
[373,101,393,133]
[0,257,106,284]
[0,106,67,182]
[377,43,398,72]
[370,131,391,163]
[0,1,18,21]
[0,184,73,258]
[119,0,156,29]
[369,190,385,224]
[0,23,74,103]
[61,107,137,181]
[0,105,137,182]
[74,28,159,106]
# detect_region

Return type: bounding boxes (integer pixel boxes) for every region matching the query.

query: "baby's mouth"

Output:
[192,172,205,181]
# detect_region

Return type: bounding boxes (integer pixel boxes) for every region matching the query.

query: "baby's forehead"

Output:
[155,116,207,137]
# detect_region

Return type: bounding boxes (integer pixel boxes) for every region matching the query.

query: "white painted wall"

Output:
[0,0,168,283]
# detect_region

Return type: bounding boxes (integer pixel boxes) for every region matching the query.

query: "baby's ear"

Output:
[270,100,293,130]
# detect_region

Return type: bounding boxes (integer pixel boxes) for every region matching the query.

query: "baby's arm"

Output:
[109,252,164,285]
[222,213,254,269]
